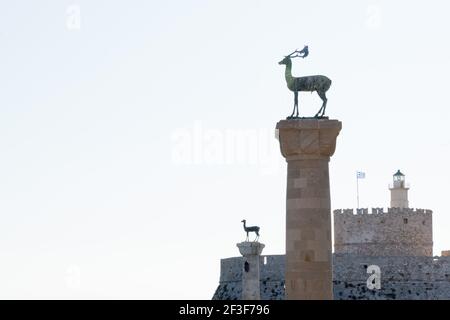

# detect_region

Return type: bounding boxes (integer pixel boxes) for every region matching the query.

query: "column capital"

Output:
[237,241,265,256]
[276,119,342,161]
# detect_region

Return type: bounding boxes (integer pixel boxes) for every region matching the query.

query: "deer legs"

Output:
[289,90,328,118]
[314,90,328,118]
[289,91,299,118]
[245,231,260,242]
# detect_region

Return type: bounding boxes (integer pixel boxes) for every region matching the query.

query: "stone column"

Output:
[237,241,265,300]
[276,119,342,300]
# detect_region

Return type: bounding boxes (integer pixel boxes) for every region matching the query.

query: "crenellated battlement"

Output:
[333,208,433,215]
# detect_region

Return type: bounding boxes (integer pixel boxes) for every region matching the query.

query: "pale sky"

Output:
[0,0,449,299]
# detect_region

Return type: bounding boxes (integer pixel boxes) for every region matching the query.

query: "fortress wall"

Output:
[260,255,285,300]
[261,255,285,281]
[333,254,450,299]
[333,280,450,300]
[213,255,285,300]
[219,255,285,283]
[213,254,450,300]
[334,208,433,256]
[219,257,242,282]
[333,254,450,282]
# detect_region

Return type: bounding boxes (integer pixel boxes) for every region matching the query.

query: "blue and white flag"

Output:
[357,171,366,179]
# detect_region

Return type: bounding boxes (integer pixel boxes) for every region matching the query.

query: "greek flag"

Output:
[357,171,366,179]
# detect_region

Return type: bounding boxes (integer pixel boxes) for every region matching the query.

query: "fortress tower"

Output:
[390,170,409,208]
[334,171,433,256]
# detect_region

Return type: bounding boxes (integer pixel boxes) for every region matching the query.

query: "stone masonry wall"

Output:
[333,254,450,300]
[334,208,433,256]
[212,255,285,300]
[213,254,450,300]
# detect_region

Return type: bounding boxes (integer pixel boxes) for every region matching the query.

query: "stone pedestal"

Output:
[237,241,265,300]
[276,118,341,300]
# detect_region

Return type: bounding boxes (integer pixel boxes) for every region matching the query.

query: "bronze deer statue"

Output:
[241,219,260,242]
[279,47,332,118]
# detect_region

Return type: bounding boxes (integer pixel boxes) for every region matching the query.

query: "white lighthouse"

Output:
[389,170,409,209]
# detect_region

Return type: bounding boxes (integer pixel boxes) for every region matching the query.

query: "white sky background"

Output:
[0,0,449,299]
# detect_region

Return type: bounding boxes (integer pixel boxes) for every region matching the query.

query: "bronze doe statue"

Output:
[241,219,260,242]
[279,46,331,118]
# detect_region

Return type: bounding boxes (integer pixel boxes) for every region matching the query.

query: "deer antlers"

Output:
[286,45,309,59]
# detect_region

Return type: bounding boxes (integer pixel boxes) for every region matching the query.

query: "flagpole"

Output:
[356,173,360,209]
